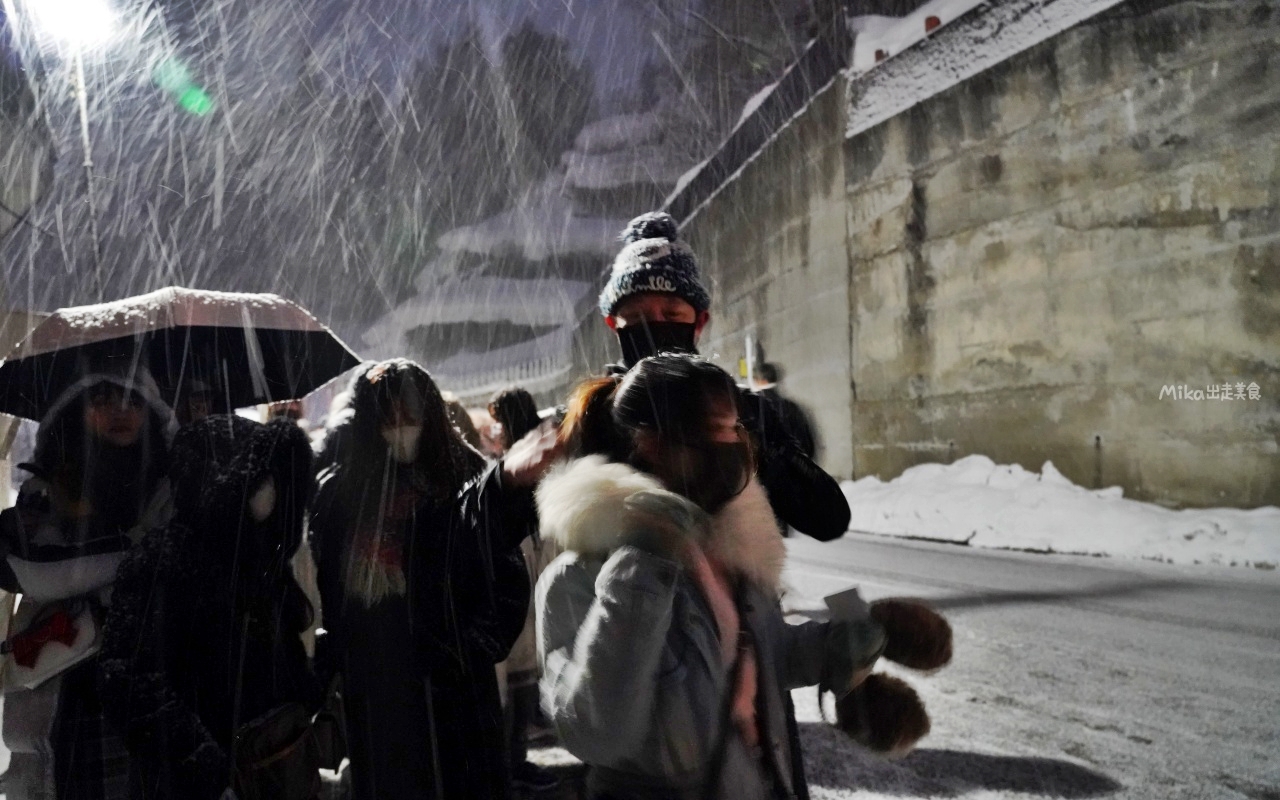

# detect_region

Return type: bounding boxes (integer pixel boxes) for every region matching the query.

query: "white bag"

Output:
[3,597,101,692]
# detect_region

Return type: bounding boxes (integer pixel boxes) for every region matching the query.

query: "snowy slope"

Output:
[842,456,1280,569]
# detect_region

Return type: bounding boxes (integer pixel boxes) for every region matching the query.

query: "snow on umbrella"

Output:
[0,287,361,420]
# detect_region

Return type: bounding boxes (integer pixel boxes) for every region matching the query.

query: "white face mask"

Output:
[382,425,422,464]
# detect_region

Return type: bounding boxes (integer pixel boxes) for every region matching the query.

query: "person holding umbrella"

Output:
[0,288,357,800]
[309,359,557,800]
[0,358,176,800]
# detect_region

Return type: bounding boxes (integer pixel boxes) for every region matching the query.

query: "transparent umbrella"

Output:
[0,286,361,420]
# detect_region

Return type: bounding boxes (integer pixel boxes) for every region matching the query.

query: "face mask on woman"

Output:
[381,425,422,464]
[680,438,754,515]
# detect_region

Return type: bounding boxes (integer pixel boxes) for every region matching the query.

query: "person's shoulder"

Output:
[539,550,603,594]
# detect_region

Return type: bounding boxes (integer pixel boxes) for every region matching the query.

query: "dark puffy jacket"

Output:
[99,416,320,800]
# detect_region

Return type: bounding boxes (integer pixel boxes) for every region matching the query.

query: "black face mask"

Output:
[681,440,754,515]
[616,321,698,368]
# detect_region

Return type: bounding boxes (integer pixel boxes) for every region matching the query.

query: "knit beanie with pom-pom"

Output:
[598,212,711,317]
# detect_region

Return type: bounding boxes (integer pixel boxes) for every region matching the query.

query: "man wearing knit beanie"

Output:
[598,212,712,366]
[596,211,850,543]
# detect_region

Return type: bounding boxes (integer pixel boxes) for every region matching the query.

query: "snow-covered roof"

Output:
[846,0,1128,139]
[361,277,592,354]
[435,175,627,261]
[563,144,695,192]
[572,110,665,154]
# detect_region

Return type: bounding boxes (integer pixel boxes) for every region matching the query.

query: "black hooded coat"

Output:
[309,361,532,800]
[98,416,321,800]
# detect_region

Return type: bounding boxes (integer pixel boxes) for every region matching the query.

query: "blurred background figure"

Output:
[487,385,560,797]
[751,362,818,462]
[488,387,541,454]
[268,400,308,427]
[175,377,215,427]
[468,407,506,460]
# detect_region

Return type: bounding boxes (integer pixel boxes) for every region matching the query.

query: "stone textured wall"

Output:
[682,0,1280,508]
[686,84,856,478]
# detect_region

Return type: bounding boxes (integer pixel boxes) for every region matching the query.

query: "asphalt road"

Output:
[782,534,1280,800]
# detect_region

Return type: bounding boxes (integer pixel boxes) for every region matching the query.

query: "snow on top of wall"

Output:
[736,80,780,127]
[361,277,591,353]
[563,143,696,191]
[843,455,1280,569]
[847,0,987,74]
[435,175,628,261]
[573,109,666,154]
[846,0,1128,139]
[669,156,711,201]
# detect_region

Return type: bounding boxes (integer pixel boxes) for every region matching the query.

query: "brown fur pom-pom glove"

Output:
[828,598,952,758]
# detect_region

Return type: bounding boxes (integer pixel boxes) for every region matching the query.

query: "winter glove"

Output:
[820,616,887,697]
[619,489,711,561]
[869,598,952,671]
[834,673,931,758]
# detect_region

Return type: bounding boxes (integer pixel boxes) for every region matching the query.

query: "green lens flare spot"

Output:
[177,87,214,116]
[153,58,214,116]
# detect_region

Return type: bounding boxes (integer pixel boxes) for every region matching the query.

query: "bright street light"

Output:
[22,0,119,50]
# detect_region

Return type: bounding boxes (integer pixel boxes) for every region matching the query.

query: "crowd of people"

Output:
[0,211,951,800]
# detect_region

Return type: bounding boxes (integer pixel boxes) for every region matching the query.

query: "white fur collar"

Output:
[536,456,786,593]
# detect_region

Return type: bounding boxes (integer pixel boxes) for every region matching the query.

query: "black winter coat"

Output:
[309,362,532,800]
[99,417,320,800]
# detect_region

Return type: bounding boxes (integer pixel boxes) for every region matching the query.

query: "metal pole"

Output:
[72,48,105,297]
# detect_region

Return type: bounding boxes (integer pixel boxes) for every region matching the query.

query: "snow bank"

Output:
[843,455,1280,569]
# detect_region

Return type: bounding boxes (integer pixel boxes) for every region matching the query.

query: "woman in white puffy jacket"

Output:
[535,355,885,800]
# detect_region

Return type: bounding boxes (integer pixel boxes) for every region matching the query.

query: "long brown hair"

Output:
[558,376,623,461]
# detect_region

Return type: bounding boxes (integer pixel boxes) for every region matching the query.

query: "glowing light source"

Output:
[22,0,118,49]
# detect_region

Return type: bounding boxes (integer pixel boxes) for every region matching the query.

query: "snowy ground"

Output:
[840,456,1280,570]
[782,535,1280,800]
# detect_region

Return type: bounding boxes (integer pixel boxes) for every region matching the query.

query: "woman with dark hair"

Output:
[310,359,552,800]
[488,386,541,453]
[535,354,888,800]
[487,384,562,794]
[0,363,175,800]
